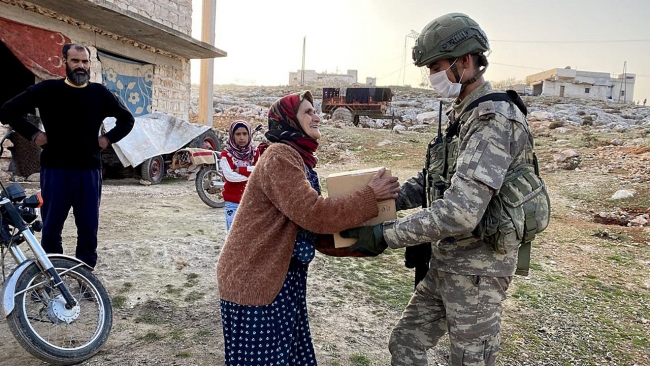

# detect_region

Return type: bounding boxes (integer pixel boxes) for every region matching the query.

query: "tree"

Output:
[490,77,526,90]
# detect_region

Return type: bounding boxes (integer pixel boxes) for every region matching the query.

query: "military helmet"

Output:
[412,13,489,67]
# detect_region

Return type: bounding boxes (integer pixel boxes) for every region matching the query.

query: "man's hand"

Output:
[340,224,388,257]
[33,132,47,147]
[98,136,110,150]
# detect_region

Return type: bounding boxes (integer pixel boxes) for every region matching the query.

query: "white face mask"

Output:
[428,60,465,98]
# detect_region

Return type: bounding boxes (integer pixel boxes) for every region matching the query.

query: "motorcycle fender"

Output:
[2,254,90,316]
[2,260,34,317]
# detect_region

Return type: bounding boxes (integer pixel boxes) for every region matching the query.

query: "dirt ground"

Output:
[0,166,428,366]
[0,121,648,366]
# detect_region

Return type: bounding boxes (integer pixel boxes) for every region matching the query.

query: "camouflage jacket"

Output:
[384,81,534,276]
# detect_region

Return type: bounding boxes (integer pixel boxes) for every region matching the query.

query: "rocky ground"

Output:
[0,85,648,365]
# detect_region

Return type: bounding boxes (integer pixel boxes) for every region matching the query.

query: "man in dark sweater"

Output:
[0,43,135,269]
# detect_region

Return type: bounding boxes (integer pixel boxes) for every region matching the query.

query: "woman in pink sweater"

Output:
[216,91,399,365]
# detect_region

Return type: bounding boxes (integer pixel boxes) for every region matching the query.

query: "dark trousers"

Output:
[40,168,102,268]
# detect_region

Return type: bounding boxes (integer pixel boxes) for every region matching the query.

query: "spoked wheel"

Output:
[190,129,221,151]
[7,258,113,365]
[195,165,225,208]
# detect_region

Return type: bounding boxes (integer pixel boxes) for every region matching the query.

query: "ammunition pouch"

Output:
[473,163,551,275]
[426,137,459,203]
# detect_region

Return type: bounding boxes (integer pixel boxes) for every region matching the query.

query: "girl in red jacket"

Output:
[220,120,259,232]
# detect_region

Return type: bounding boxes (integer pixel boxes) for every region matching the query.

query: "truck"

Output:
[321,87,402,126]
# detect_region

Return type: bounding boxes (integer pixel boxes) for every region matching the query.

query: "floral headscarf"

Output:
[225,120,255,165]
[265,91,318,168]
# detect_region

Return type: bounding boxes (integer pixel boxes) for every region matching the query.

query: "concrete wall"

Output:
[0,0,191,120]
[94,0,192,36]
[531,67,636,102]
[611,75,636,102]
[543,81,609,100]
[289,69,367,86]
[152,60,191,118]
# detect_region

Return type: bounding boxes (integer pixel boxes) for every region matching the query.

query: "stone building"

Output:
[289,69,367,87]
[0,0,225,179]
[526,67,635,102]
[0,0,225,119]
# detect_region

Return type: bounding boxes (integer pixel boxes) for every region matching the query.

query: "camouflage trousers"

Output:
[389,269,511,366]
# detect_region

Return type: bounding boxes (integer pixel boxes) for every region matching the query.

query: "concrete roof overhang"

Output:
[27,0,226,59]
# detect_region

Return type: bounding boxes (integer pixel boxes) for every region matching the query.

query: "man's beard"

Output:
[66,65,90,85]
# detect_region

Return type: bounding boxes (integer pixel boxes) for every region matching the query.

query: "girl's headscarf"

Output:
[265,91,318,168]
[225,120,255,165]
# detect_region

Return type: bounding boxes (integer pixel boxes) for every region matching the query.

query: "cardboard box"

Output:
[326,167,396,248]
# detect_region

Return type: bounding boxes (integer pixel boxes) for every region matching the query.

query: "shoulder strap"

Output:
[446,90,528,139]
[464,90,528,116]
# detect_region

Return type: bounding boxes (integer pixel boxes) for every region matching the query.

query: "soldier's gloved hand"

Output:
[340,224,387,257]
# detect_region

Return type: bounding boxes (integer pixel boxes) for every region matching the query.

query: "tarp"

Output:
[103,113,210,168]
[373,88,392,102]
[0,17,71,80]
[98,51,153,117]
[345,88,370,104]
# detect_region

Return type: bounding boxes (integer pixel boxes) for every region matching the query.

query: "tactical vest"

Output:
[424,92,551,276]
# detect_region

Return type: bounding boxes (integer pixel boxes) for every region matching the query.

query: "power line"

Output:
[491,39,650,44]
[377,64,407,80]
[490,62,545,70]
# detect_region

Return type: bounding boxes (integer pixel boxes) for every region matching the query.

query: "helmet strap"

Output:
[451,58,488,94]
[450,62,462,83]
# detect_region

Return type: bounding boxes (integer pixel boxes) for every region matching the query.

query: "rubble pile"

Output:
[594,210,649,227]
[191,85,650,135]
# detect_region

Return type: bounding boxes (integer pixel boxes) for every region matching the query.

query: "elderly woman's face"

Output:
[297,99,321,140]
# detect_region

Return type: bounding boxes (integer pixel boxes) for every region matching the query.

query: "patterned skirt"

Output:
[220,258,317,366]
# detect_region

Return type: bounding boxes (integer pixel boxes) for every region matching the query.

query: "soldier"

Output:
[341,13,549,366]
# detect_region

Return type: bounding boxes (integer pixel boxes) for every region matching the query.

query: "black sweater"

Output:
[0,79,135,169]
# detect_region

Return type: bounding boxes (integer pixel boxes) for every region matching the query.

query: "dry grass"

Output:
[313,124,650,365]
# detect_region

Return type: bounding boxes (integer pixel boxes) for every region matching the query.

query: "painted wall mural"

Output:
[98,51,153,117]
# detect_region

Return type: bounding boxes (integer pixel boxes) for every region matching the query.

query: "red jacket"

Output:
[219,149,260,203]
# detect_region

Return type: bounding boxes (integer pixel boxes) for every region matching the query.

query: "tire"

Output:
[195,165,225,208]
[190,129,221,151]
[331,107,353,123]
[140,155,165,184]
[7,258,113,365]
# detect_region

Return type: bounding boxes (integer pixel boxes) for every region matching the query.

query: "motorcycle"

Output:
[174,124,267,208]
[0,131,112,365]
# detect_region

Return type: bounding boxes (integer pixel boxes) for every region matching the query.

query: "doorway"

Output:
[0,41,40,177]
[559,85,565,97]
[0,41,34,108]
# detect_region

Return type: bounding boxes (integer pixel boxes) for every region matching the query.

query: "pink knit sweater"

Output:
[216,143,378,306]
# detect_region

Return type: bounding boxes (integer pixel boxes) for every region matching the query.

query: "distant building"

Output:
[526,67,635,102]
[289,69,375,87]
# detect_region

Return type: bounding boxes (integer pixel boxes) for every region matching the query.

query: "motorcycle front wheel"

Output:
[195,165,225,208]
[7,258,113,365]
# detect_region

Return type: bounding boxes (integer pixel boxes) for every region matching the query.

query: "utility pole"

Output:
[400,30,419,86]
[300,37,306,87]
[623,61,627,104]
[198,0,216,126]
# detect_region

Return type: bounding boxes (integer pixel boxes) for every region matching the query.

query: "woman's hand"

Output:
[367,167,400,201]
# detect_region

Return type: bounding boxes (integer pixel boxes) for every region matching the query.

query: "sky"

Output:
[190,0,650,102]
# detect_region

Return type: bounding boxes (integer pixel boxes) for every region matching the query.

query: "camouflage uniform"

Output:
[383,81,534,365]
